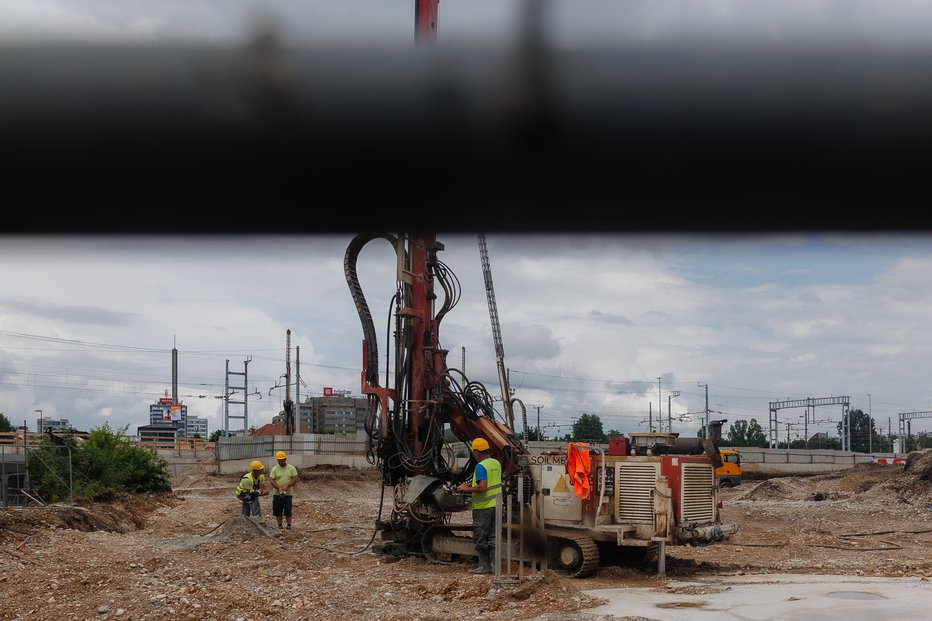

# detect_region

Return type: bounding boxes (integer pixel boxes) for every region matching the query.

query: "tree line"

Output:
[521,410,931,452]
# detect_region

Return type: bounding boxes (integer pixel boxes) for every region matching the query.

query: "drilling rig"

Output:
[345,233,738,577]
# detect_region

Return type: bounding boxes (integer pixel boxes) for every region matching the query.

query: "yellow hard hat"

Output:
[276,451,287,460]
[250,460,264,471]
[471,438,490,452]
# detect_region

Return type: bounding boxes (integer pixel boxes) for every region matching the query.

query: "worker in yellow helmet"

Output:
[456,438,502,575]
[235,460,269,517]
[268,451,299,530]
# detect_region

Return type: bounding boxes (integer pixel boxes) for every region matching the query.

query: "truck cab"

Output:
[716,449,742,487]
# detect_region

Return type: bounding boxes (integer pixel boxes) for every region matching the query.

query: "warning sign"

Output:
[553,474,571,494]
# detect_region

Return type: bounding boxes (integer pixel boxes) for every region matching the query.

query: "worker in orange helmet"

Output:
[235,460,269,517]
[456,438,502,575]
[269,451,299,530]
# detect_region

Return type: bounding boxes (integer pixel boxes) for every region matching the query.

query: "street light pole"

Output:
[867,393,872,453]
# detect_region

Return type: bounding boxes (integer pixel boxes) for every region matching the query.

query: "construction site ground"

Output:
[1,450,930,621]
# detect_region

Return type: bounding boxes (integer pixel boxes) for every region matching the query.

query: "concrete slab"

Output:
[582,574,932,621]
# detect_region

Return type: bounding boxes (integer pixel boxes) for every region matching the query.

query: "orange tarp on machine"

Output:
[566,442,592,499]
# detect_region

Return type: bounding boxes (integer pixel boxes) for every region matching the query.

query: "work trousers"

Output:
[240,494,261,517]
[272,494,293,517]
[472,506,496,554]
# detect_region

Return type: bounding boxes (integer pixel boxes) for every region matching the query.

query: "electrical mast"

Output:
[283,329,295,436]
[478,233,516,432]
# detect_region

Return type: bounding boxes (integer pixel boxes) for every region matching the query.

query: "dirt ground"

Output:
[1,450,930,621]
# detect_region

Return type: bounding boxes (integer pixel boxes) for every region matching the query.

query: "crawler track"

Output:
[545,529,600,578]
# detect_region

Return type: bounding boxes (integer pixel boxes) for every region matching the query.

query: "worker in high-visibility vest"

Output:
[236,460,269,517]
[456,438,502,575]
[268,451,299,530]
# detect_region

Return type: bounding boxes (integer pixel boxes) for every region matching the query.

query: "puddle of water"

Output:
[657,602,708,608]
[827,591,887,600]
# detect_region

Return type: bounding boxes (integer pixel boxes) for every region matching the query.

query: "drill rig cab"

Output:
[345,233,737,577]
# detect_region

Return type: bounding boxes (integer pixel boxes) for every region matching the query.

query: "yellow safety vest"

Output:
[471,457,502,510]
[236,472,263,496]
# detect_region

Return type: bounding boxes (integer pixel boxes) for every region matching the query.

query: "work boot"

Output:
[470,549,491,574]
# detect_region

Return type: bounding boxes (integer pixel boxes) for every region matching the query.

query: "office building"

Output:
[272,392,370,435]
[148,397,188,438]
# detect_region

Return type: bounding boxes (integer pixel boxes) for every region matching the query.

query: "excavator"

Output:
[344,233,738,577]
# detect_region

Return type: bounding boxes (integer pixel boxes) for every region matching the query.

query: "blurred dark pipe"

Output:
[3,41,932,232]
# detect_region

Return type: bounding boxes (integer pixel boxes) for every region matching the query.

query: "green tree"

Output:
[571,413,606,442]
[725,418,768,447]
[209,429,224,443]
[0,412,13,432]
[807,432,842,450]
[836,409,874,452]
[28,422,171,502]
[871,433,892,452]
[523,427,545,441]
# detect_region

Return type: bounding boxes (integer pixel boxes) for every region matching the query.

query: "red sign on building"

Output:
[158,397,173,404]
[323,387,333,397]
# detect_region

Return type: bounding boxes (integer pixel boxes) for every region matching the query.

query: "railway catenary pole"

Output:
[667,391,680,435]
[657,378,662,433]
[698,383,709,438]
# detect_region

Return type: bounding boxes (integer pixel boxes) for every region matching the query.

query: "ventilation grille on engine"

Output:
[681,462,715,523]
[615,462,658,524]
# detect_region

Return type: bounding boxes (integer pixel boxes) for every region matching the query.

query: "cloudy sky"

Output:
[2,233,932,444]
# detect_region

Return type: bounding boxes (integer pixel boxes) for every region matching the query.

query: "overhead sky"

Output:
[2,233,931,443]
[1,1,931,47]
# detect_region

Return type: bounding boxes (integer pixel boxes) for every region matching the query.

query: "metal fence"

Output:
[0,445,27,507]
[0,431,211,453]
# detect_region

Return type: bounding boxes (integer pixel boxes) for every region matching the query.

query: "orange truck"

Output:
[716,449,742,487]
